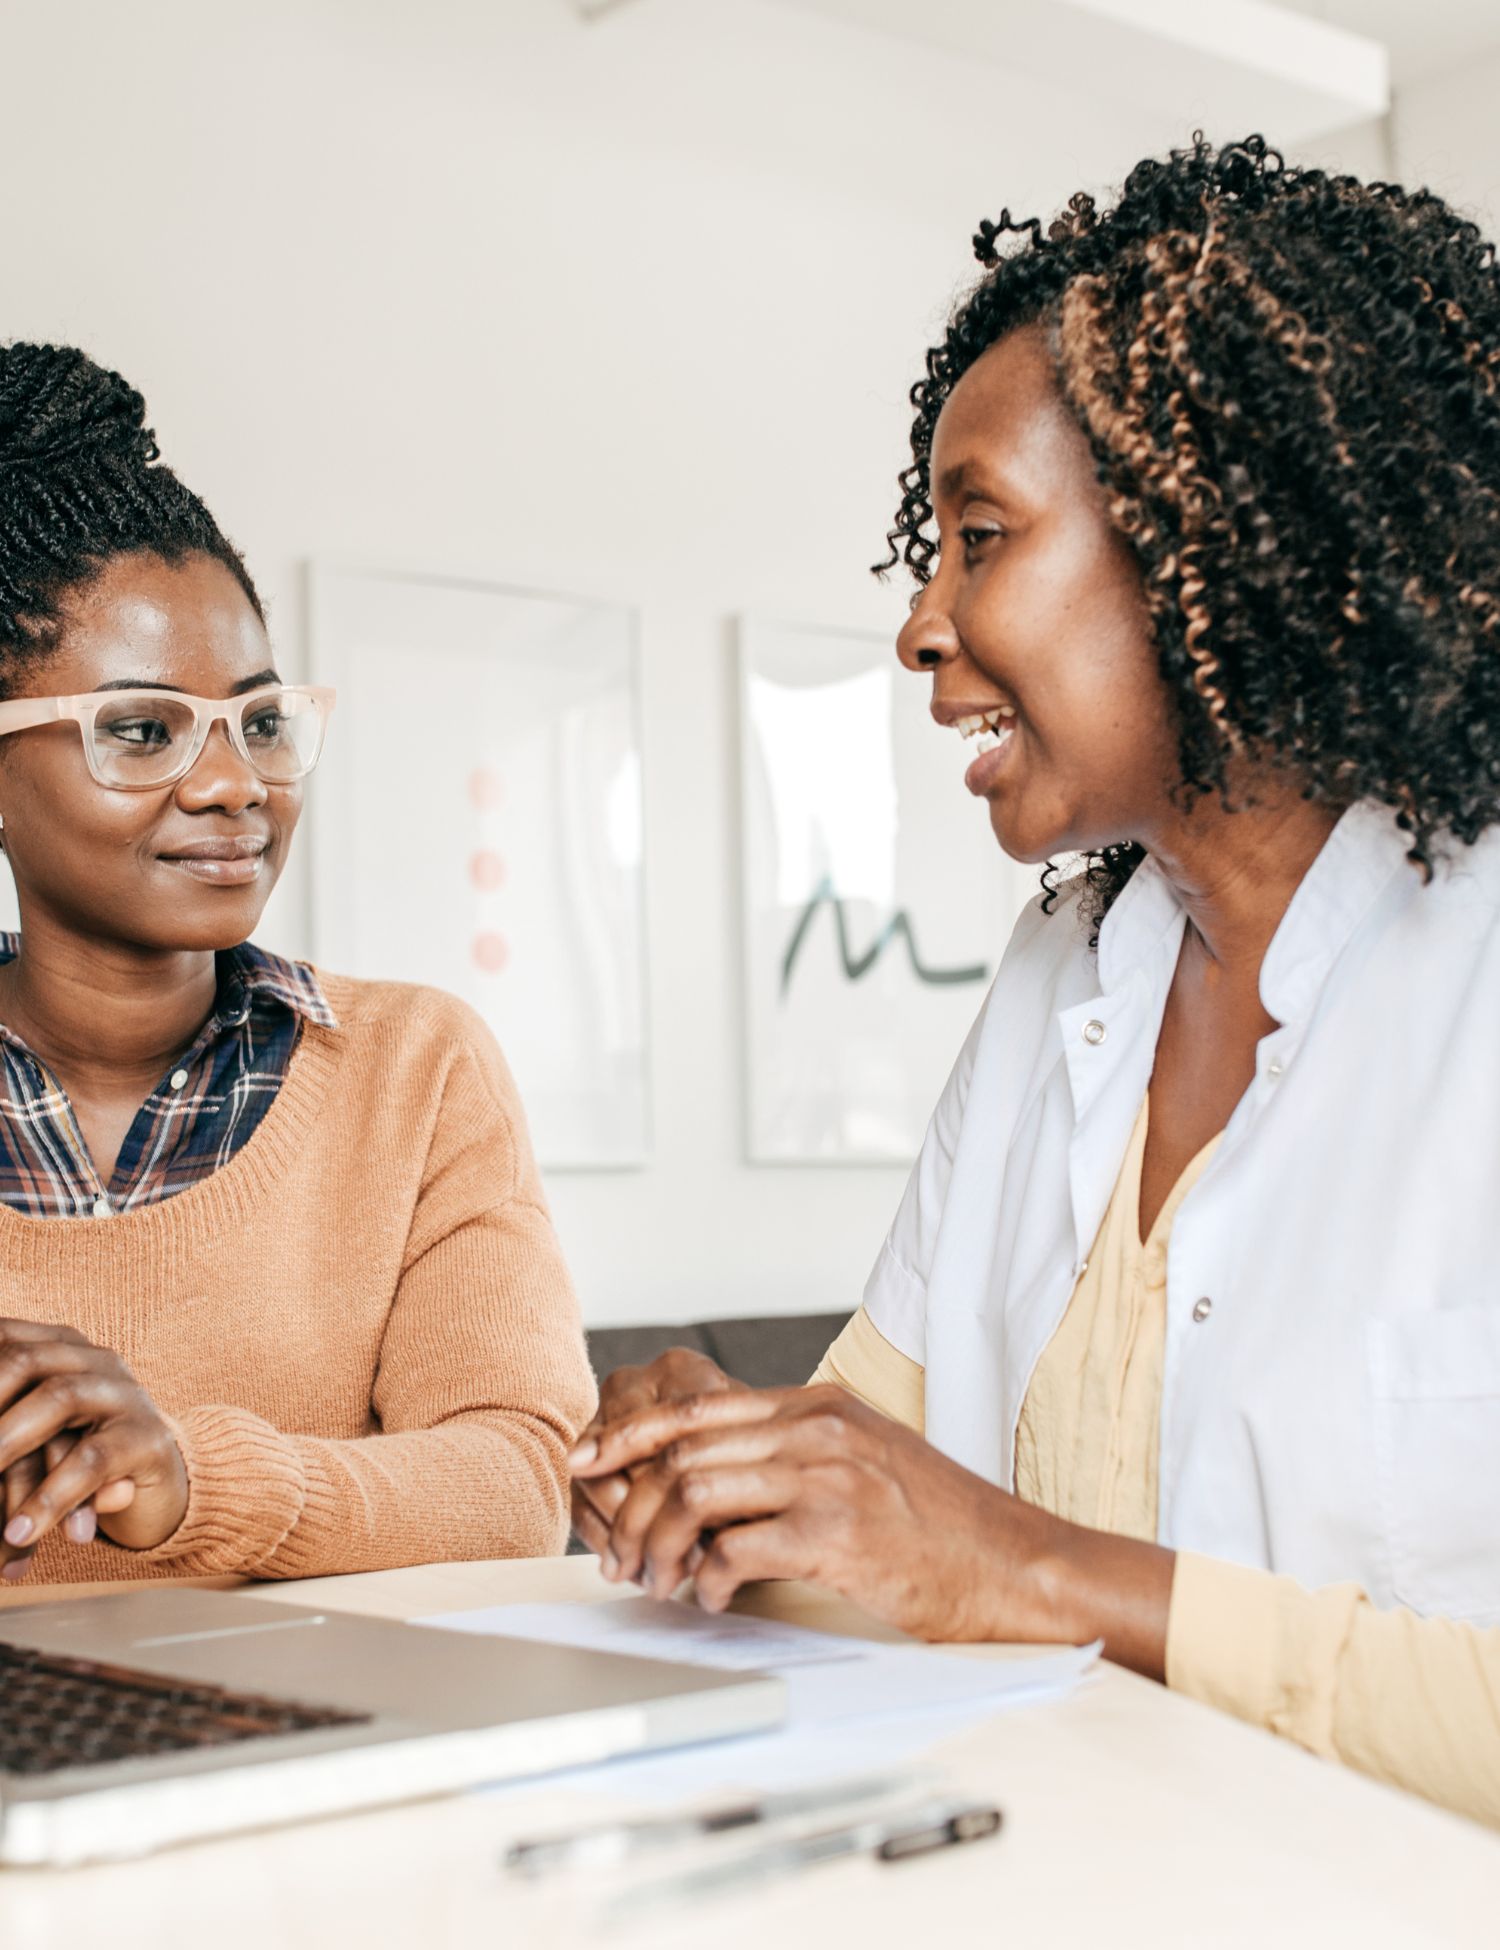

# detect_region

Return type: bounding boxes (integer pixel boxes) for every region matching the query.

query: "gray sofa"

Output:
[585,1311,848,1395]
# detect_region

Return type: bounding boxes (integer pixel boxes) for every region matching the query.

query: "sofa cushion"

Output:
[585,1312,847,1394]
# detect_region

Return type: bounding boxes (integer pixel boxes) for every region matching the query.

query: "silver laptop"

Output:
[0,1587,784,1868]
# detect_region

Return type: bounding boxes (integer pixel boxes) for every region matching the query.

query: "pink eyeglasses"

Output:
[0,684,336,790]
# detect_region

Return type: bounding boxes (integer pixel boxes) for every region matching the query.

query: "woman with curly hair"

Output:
[0,344,594,1588]
[573,135,1500,1825]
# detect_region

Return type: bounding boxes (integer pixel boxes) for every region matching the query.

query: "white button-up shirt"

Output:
[863,802,1500,1624]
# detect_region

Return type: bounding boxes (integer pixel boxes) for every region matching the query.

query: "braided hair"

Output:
[0,343,261,691]
[879,134,1500,926]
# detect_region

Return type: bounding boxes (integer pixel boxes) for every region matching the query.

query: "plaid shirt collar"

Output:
[0,935,338,1051]
[202,940,339,1037]
[0,938,336,1218]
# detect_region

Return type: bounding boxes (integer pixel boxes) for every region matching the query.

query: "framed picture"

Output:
[739,617,1034,1164]
[309,565,650,1170]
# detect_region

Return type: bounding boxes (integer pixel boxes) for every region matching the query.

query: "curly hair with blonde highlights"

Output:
[880,134,1500,924]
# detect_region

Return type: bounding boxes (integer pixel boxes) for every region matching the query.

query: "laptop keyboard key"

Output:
[0,1642,370,1778]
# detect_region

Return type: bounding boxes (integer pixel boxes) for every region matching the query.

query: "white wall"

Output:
[1392,43,1500,238]
[0,0,1385,1325]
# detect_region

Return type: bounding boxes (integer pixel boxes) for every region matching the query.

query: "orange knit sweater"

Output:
[1,973,597,1586]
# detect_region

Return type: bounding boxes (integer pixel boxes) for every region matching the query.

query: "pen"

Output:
[503,1772,914,1877]
[602,1796,1004,1921]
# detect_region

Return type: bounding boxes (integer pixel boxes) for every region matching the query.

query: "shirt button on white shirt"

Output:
[1192,1296,1213,1323]
[169,1069,189,1090]
[1082,1019,1107,1046]
[1267,1060,1284,1079]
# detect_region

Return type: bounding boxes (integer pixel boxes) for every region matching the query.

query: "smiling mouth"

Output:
[158,837,269,885]
[953,708,1017,758]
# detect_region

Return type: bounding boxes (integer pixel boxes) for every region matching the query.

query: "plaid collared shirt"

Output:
[0,936,337,1219]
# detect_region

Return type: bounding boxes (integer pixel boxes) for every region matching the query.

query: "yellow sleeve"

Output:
[1167,1552,1500,1829]
[810,1305,926,1434]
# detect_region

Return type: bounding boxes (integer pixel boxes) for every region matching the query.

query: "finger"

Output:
[2,1449,44,1571]
[572,1470,631,1528]
[640,1463,803,1599]
[569,1488,612,1560]
[4,1425,139,1551]
[93,1479,136,1515]
[595,1351,738,1431]
[0,1319,88,1345]
[574,1389,791,1479]
[694,1517,814,1612]
[0,1373,130,1477]
[0,1337,106,1419]
[653,1420,795,1478]
[42,1435,99,1546]
[595,1367,661,1425]
[600,1464,679,1584]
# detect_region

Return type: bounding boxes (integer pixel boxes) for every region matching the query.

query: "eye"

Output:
[244,707,288,746]
[959,524,1003,555]
[101,715,174,750]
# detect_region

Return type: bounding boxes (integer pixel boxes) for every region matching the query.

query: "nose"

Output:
[896,576,961,674]
[174,719,269,817]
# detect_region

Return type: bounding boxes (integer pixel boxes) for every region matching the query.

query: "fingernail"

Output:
[3,1516,32,1547]
[686,1543,705,1576]
[569,1439,598,1470]
[601,1549,619,1579]
[65,1508,97,1546]
[2,1558,29,1581]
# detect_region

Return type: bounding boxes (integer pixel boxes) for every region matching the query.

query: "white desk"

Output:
[2,1557,1497,1948]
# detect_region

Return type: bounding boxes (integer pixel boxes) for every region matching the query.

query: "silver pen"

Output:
[603,1796,1003,1922]
[502,1772,916,1878]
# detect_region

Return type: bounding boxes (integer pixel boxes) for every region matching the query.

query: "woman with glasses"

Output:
[572,137,1500,1828]
[0,342,594,1586]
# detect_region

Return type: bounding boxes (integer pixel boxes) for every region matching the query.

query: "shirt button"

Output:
[1266,1060,1283,1080]
[170,1069,189,1090]
[91,1194,112,1219]
[1082,1019,1107,1046]
[1192,1296,1213,1323]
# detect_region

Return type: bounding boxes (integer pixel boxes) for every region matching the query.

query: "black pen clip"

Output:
[875,1804,1003,1863]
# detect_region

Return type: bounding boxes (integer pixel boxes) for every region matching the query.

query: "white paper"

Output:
[421,1596,1100,1803]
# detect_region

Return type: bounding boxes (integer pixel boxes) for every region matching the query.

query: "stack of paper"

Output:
[422,1596,1100,1801]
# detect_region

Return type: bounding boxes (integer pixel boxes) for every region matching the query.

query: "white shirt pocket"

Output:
[1368,1307,1500,1624]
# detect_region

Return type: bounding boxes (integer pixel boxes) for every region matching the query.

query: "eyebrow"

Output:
[935,460,1009,503]
[93,669,282,696]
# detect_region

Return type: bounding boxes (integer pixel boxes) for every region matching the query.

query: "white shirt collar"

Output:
[1094,800,1415,1024]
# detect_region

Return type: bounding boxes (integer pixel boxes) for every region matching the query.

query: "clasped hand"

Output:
[0,1319,188,1581]
[569,1354,1071,1643]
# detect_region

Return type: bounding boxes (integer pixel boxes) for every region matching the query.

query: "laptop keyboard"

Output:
[0,1641,371,1778]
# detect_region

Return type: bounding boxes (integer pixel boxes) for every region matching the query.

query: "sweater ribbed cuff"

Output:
[136,1407,308,1577]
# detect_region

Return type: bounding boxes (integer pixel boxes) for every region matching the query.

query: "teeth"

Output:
[954,709,1017,740]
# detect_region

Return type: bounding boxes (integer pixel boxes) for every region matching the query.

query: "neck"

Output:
[1141,774,1344,973]
[0,908,219,1090]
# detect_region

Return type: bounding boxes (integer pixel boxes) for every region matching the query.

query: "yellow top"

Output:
[814,1097,1500,1831]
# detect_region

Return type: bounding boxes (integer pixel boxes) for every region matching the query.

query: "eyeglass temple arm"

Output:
[0,697,69,734]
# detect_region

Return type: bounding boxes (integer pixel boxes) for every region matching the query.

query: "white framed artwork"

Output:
[740,618,1034,1165]
[309,565,650,1170]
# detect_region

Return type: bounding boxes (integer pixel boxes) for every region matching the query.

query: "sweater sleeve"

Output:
[1167,1552,1500,1828]
[138,1015,597,1579]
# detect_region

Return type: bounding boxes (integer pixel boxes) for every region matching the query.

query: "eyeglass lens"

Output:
[89,692,326,787]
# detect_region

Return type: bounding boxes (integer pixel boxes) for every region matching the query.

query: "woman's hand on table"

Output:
[0,1320,188,1580]
[569,1349,747,1558]
[569,1383,1176,1676]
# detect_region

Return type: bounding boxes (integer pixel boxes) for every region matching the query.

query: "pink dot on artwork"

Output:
[468,768,505,812]
[469,849,507,892]
[471,932,511,975]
